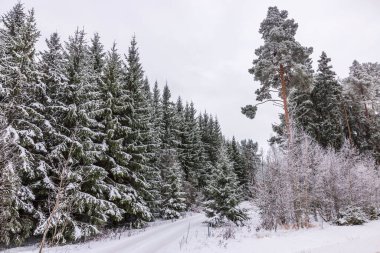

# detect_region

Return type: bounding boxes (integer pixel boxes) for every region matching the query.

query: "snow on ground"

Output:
[4,203,380,253]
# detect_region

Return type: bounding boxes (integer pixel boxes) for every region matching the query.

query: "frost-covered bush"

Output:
[335,206,367,226]
[256,132,322,230]
[314,142,380,222]
[256,129,380,230]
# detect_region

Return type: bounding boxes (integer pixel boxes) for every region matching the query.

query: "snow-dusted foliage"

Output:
[203,145,248,226]
[242,6,313,130]
[0,3,46,245]
[0,116,22,245]
[311,52,344,150]
[0,3,257,247]
[334,206,368,226]
[158,149,186,219]
[4,2,379,250]
[256,129,380,230]
[343,61,380,163]
[344,61,380,115]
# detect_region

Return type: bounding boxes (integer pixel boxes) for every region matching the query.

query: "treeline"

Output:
[0,4,259,247]
[244,7,380,229]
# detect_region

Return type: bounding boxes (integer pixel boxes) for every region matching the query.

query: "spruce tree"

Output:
[288,89,318,139]
[228,137,248,194]
[158,149,186,219]
[203,145,247,226]
[36,32,75,243]
[141,78,162,218]
[123,36,154,223]
[175,97,190,180]
[92,42,150,227]
[197,113,214,188]
[161,84,178,149]
[240,139,261,190]
[311,52,344,149]
[208,116,223,165]
[0,117,22,246]
[0,4,46,244]
[154,84,188,217]
[184,102,204,187]
[53,29,122,240]
[151,81,164,147]
[176,101,204,205]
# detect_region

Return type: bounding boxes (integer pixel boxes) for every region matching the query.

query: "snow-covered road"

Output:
[82,213,206,253]
[5,208,380,253]
[5,213,207,253]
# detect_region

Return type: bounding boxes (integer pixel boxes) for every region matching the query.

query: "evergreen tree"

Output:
[203,145,247,226]
[242,6,313,138]
[0,3,45,244]
[92,42,150,228]
[161,84,178,149]
[344,61,380,164]
[345,61,376,118]
[158,149,186,219]
[176,101,205,205]
[199,113,222,166]
[36,32,74,243]
[209,117,223,164]
[52,29,122,241]
[311,52,344,149]
[184,102,204,187]
[123,36,154,223]
[288,89,318,139]
[228,137,248,194]
[151,81,164,147]
[240,139,261,191]
[199,113,223,192]
[0,117,22,246]
[141,78,162,218]
[342,93,371,152]
[175,97,190,180]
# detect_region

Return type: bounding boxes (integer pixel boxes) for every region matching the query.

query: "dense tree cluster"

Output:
[1,2,379,249]
[243,6,380,164]
[0,4,259,247]
[244,6,380,230]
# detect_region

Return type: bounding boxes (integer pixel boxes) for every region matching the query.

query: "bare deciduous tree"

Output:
[37,145,75,253]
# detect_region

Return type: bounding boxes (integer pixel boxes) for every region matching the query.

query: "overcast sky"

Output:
[2,0,380,150]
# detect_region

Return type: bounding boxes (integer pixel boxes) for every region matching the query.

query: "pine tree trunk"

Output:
[279,64,290,139]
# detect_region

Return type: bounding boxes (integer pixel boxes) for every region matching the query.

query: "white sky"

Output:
[2,0,379,150]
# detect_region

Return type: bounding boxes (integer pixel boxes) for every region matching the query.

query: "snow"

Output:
[74,226,82,240]
[6,203,380,253]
